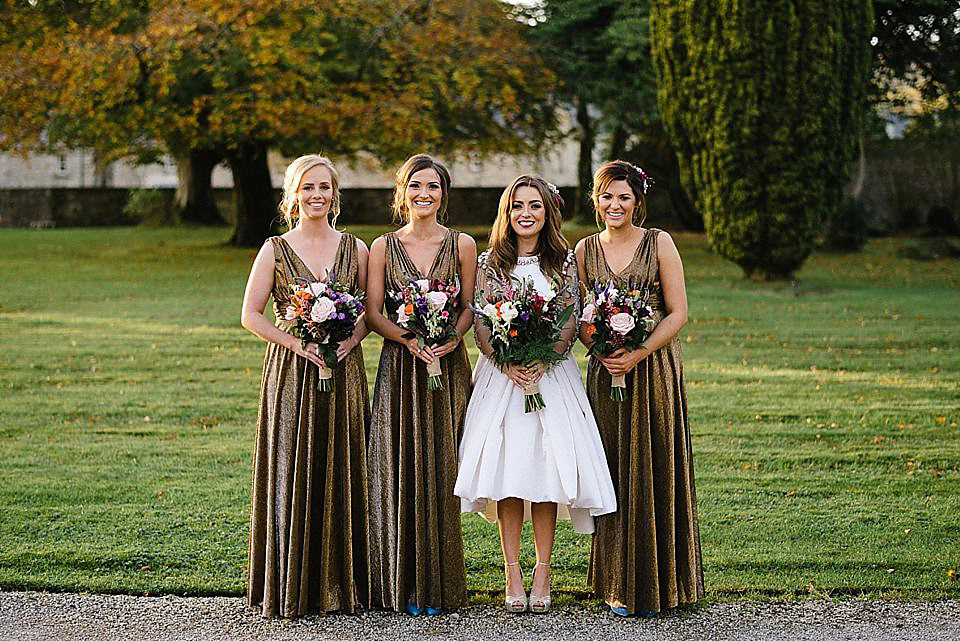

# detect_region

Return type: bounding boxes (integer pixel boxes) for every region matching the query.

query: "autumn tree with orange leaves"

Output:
[0,0,557,245]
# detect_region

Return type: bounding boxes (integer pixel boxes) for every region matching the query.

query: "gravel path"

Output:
[1,592,958,641]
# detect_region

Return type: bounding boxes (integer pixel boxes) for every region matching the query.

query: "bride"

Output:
[454,174,616,614]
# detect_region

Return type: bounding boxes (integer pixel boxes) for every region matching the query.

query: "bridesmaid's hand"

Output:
[405,337,435,364]
[336,336,356,362]
[599,347,649,377]
[430,335,460,358]
[503,363,535,389]
[293,341,326,367]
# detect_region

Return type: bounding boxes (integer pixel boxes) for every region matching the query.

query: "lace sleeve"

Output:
[473,251,496,359]
[555,250,579,356]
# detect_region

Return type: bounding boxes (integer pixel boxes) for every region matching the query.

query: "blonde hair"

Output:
[488,174,568,277]
[278,154,341,229]
[591,160,648,228]
[391,154,451,224]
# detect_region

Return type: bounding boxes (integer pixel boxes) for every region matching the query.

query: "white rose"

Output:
[285,305,298,320]
[541,286,556,302]
[308,281,326,297]
[310,296,336,323]
[416,279,430,292]
[396,308,409,326]
[609,312,635,335]
[482,303,498,320]
[426,290,449,309]
[580,303,595,322]
[499,301,518,324]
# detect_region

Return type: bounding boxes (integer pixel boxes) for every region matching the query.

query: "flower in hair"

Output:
[545,181,560,196]
[628,163,654,194]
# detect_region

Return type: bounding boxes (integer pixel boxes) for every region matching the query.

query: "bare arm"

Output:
[336,238,371,361]
[364,236,433,363]
[431,232,477,357]
[240,241,325,367]
[600,232,689,377]
[574,239,595,349]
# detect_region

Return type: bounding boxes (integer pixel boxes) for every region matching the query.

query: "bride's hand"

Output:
[503,363,534,389]
[522,362,546,384]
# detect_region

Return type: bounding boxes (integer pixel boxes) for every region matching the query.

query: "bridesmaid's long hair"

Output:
[391,154,452,225]
[488,174,568,277]
[279,154,341,229]
[591,160,650,228]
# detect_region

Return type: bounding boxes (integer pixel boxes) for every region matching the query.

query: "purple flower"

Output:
[520,312,530,321]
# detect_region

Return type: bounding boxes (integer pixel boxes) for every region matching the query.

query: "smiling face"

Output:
[597,179,638,230]
[509,185,546,242]
[404,167,443,221]
[295,164,334,221]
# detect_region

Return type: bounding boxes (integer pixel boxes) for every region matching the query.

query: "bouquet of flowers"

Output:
[581,281,656,401]
[475,272,575,412]
[284,276,365,391]
[392,277,461,390]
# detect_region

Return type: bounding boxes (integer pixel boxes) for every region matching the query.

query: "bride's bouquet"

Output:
[284,277,365,391]
[392,277,461,390]
[581,281,656,401]
[475,273,575,412]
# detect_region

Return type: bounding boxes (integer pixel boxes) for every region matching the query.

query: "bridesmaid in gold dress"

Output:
[575,160,705,616]
[241,155,371,617]
[365,154,477,615]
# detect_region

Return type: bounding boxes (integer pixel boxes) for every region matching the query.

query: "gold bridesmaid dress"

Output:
[583,229,705,614]
[367,229,470,612]
[247,234,370,617]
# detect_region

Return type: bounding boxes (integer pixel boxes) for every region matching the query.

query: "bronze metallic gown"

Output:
[367,229,470,612]
[247,234,370,617]
[583,230,705,614]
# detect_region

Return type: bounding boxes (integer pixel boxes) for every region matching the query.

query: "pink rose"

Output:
[310,296,336,323]
[609,312,636,335]
[285,305,298,320]
[426,291,449,309]
[580,303,595,322]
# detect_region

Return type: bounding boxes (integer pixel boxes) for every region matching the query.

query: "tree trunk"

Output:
[174,148,223,224]
[575,95,595,222]
[608,124,628,161]
[227,143,277,247]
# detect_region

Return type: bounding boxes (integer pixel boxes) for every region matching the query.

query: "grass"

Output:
[0,225,957,603]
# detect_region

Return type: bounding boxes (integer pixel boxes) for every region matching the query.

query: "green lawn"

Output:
[0,226,957,603]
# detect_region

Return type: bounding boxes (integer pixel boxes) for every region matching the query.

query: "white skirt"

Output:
[454,353,617,534]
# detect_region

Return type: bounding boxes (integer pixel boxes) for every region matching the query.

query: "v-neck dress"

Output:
[247,234,370,617]
[367,229,471,612]
[582,230,705,614]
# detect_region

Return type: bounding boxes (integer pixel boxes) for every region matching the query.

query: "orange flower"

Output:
[509,329,518,337]
[404,303,414,314]
[296,290,312,301]
[586,324,597,335]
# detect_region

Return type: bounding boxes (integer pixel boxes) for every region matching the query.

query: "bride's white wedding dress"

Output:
[454,250,616,534]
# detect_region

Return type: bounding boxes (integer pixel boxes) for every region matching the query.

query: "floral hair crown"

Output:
[545,181,560,196]
[626,163,653,194]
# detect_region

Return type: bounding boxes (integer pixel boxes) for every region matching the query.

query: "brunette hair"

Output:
[278,154,341,228]
[590,160,650,228]
[391,154,452,224]
[487,174,569,277]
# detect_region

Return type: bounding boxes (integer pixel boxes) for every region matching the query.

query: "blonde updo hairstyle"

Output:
[591,160,649,228]
[278,154,341,229]
[487,174,569,278]
[391,154,452,224]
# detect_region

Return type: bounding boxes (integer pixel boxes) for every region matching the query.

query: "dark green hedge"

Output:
[651,1,873,279]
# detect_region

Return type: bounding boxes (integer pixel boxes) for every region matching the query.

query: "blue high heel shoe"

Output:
[405,603,423,616]
[425,606,443,615]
